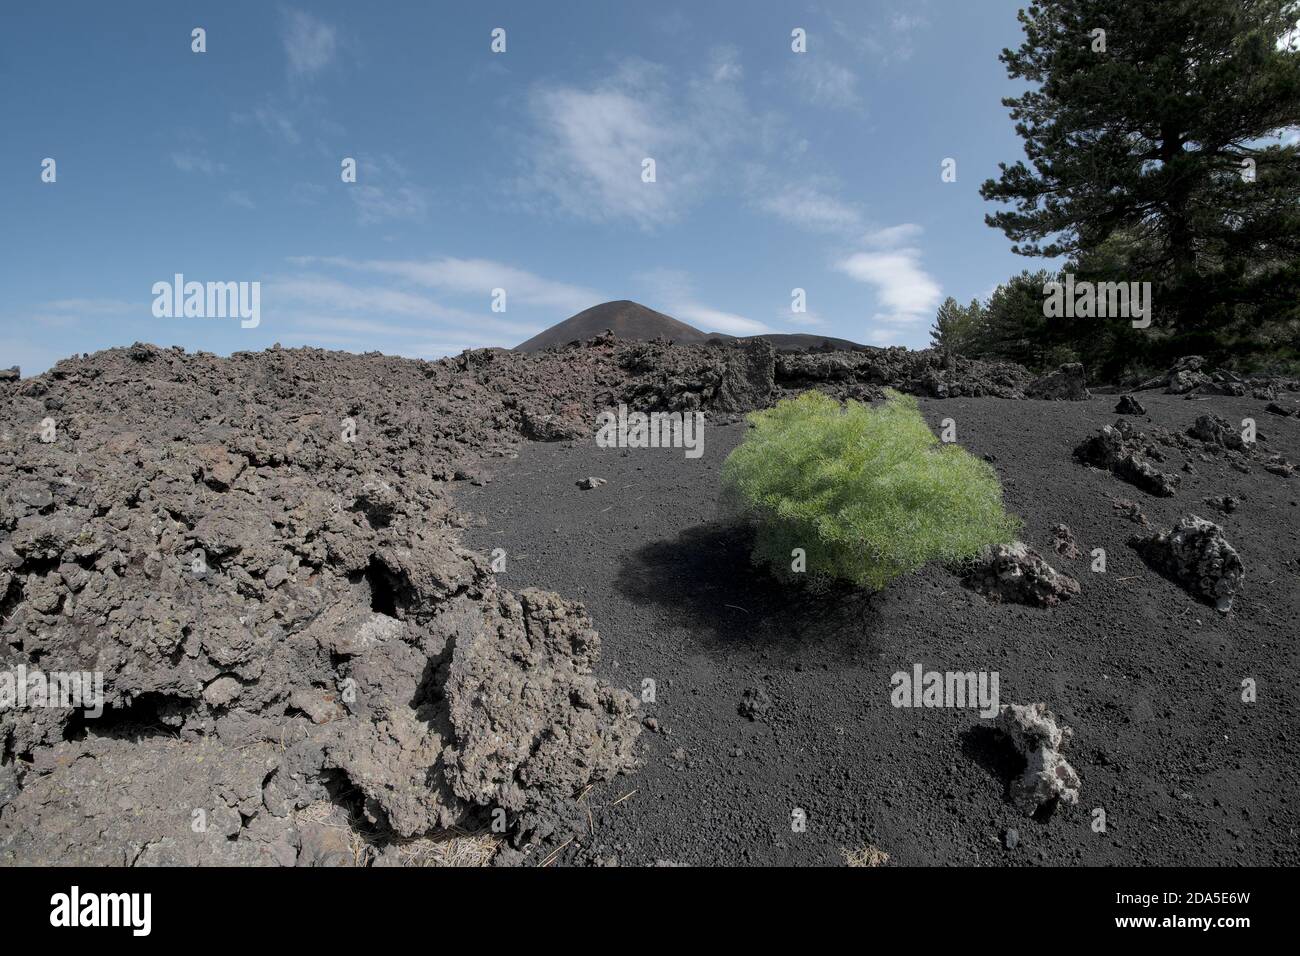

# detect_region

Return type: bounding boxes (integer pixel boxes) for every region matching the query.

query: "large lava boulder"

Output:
[1028,363,1090,401]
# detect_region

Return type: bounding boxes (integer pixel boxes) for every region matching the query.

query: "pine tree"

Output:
[929,297,983,352]
[981,0,1300,361]
[974,269,1066,370]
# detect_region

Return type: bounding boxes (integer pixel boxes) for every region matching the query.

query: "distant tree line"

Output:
[934,0,1300,379]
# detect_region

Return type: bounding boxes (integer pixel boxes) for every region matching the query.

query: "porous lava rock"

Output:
[1130,515,1244,612]
[962,542,1080,607]
[994,702,1081,815]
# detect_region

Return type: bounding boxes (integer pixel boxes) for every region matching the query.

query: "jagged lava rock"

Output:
[995,702,1081,816]
[1027,362,1090,400]
[1130,515,1244,612]
[1074,423,1181,497]
[1115,394,1146,415]
[962,542,1080,607]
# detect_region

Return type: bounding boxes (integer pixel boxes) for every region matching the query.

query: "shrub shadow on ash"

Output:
[613,519,879,655]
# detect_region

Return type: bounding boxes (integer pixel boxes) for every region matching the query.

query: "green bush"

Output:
[721,390,1020,590]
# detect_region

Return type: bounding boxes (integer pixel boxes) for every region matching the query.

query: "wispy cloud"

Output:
[751,177,864,235]
[634,268,771,335]
[862,223,923,248]
[267,275,471,323]
[518,49,752,229]
[837,249,940,320]
[829,4,931,65]
[836,224,942,332]
[265,254,601,357]
[679,305,770,336]
[292,255,600,314]
[232,102,302,145]
[345,155,430,225]
[265,273,535,356]
[289,314,528,343]
[18,298,136,329]
[786,55,862,110]
[282,9,338,80]
[230,9,339,153]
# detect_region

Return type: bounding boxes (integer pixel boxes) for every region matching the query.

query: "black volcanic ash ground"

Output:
[464,392,1300,866]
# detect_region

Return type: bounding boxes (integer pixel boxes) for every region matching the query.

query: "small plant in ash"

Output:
[721,390,1020,590]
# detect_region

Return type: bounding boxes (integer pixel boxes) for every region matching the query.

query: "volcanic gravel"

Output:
[463,391,1300,866]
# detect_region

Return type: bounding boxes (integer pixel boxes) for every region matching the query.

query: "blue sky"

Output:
[1,0,1044,375]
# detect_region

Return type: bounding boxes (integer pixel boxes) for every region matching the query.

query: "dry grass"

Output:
[295,800,500,867]
[842,844,890,867]
[295,800,371,866]
[388,827,501,868]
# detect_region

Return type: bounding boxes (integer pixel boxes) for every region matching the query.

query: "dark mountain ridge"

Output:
[515,299,866,352]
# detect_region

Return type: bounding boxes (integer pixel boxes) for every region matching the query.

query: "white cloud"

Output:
[227,190,256,209]
[837,249,941,322]
[292,256,600,314]
[19,298,136,330]
[836,224,941,325]
[634,268,770,335]
[517,47,871,236]
[754,179,864,234]
[519,50,751,228]
[524,83,678,226]
[830,4,930,65]
[679,305,770,336]
[863,223,923,247]
[266,275,470,322]
[786,56,862,110]
[282,9,338,79]
[286,313,533,345]
[343,156,430,225]
[265,254,602,354]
